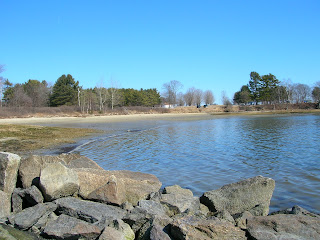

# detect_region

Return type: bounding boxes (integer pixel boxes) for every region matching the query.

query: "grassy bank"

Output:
[0,124,98,154]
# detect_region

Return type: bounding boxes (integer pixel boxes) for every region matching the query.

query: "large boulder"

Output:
[54,197,126,227]
[75,168,162,206]
[160,185,200,216]
[169,215,246,240]
[246,214,320,240]
[39,162,79,201]
[0,190,10,218]
[0,152,21,196]
[43,214,101,240]
[18,154,101,189]
[200,175,275,216]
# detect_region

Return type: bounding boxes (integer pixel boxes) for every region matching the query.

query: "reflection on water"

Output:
[72,114,320,214]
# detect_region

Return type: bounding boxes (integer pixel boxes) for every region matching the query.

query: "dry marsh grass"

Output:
[0,124,98,153]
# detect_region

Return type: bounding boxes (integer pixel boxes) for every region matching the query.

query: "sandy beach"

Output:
[0,113,217,125]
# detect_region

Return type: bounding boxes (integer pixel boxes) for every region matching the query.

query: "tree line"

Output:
[0,73,161,113]
[1,65,319,112]
[233,71,320,105]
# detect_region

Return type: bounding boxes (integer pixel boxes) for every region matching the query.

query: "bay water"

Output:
[53,114,320,214]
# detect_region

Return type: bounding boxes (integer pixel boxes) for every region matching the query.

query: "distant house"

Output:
[162,103,178,108]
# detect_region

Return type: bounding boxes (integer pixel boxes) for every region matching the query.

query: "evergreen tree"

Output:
[248,72,261,104]
[50,74,79,106]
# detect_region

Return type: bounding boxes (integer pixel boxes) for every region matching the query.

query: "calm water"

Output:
[59,114,320,213]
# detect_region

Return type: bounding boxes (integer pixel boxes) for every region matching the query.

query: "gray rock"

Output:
[123,207,153,234]
[39,162,79,201]
[0,190,10,218]
[0,152,21,196]
[198,203,210,217]
[12,186,44,213]
[43,214,101,240]
[12,202,57,230]
[34,211,58,231]
[138,200,168,216]
[18,153,99,189]
[12,188,24,213]
[76,168,162,206]
[234,211,253,229]
[135,215,173,240]
[136,220,152,240]
[150,223,171,240]
[121,201,134,211]
[160,190,200,216]
[215,210,236,225]
[23,185,44,205]
[200,175,275,216]
[169,215,246,240]
[163,185,193,197]
[149,216,173,240]
[0,223,41,240]
[271,205,320,218]
[246,214,320,240]
[54,197,126,225]
[99,219,135,240]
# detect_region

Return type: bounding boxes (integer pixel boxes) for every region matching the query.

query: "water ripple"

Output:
[72,114,320,214]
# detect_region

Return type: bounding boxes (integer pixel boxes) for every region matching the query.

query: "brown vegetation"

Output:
[0,103,318,120]
[0,124,97,153]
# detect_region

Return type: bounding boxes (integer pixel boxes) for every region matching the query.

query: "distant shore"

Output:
[0,109,319,125]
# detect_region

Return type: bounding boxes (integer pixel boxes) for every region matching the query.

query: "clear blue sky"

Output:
[1,0,319,104]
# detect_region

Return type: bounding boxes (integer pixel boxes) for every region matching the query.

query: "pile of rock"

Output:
[0,152,319,240]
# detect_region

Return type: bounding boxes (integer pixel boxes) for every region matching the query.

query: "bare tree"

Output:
[0,65,5,107]
[293,83,311,103]
[221,91,232,106]
[312,81,320,103]
[106,79,122,110]
[10,84,33,108]
[162,80,183,108]
[281,79,294,103]
[176,92,185,106]
[203,90,215,105]
[95,79,109,112]
[184,87,196,106]
[194,89,203,107]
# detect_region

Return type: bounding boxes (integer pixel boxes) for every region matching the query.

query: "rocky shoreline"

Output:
[0,152,319,239]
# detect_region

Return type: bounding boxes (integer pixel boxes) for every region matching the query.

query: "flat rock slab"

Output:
[138,200,168,217]
[43,214,101,240]
[54,197,126,224]
[170,215,246,240]
[247,214,320,240]
[12,202,57,230]
[200,175,275,216]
